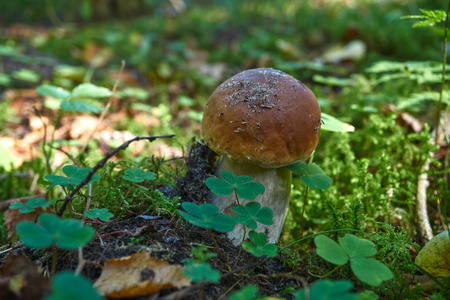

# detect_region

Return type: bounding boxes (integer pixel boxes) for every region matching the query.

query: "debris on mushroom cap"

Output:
[202,68,321,168]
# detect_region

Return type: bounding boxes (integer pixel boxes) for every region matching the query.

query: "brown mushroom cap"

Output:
[202,68,321,168]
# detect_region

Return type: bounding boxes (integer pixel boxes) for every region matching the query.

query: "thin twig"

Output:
[56,135,175,217]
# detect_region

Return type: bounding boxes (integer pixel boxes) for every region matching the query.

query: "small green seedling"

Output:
[294,280,358,300]
[37,83,112,114]
[233,202,273,230]
[178,202,235,233]
[44,165,101,191]
[287,161,332,190]
[16,213,94,250]
[182,262,220,283]
[314,234,393,286]
[84,208,114,222]
[9,198,50,213]
[242,231,277,257]
[42,271,104,300]
[122,169,156,183]
[182,245,217,264]
[205,171,265,200]
[182,245,220,283]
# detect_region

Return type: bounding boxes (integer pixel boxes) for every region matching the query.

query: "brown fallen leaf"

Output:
[94,252,191,299]
[0,253,49,300]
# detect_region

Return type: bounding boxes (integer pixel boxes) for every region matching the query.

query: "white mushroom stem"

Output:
[210,156,291,245]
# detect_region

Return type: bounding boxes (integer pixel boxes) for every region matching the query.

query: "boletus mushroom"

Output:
[201,68,321,245]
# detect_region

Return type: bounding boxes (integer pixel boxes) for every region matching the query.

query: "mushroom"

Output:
[201,68,321,245]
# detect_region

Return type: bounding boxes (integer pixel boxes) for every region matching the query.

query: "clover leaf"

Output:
[69,83,112,99]
[294,280,358,300]
[9,198,50,213]
[287,162,332,189]
[182,245,217,264]
[16,213,94,250]
[37,85,70,100]
[229,286,259,300]
[242,231,277,257]
[60,101,100,113]
[43,272,104,300]
[232,202,273,230]
[122,168,156,183]
[205,171,265,200]
[183,263,220,283]
[315,234,393,286]
[44,165,101,190]
[178,202,235,233]
[84,208,114,222]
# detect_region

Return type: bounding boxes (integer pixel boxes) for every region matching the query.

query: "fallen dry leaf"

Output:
[94,252,191,298]
[0,253,49,300]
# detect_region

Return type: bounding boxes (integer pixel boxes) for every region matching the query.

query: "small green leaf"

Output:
[178,202,235,233]
[62,165,101,185]
[26,198,50,208]
[36,85,70,100]
[56,223,94,250]
[43,272,104,300]
[294,280,357,300]
[16,221,54,248]
[183,263,220,283]
[84,208,114,222]
[123,169,156,183]
[206,171,265,200]
[315,235,349,265]
[12,69,40,83]
[287,162,332,189]
[242,231,277,257]
[232,202,273,230]
[205,177,234,196]
[321,113,355,132]
[70,83,112,99]
[339,234,377,258]
[9,202,25,210]
[350,258,393,286]
[229,286,259,300]
[44,175,72,190]
[61,100,100,113]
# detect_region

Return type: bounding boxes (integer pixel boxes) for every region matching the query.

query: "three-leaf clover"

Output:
[294,280,358,300]
[242,231,277,257]
[16,213,94,250]
[182,263,220,283]
[315,234,393,286]
[83,208,114,222]
[123,169,156,183]
[178,202,235,233]
[43,272,104,300]
[287,162,332,189]
[232,202,273,230]
[9,198,50,213]
[44,165,101,191]
[205,171,265,200]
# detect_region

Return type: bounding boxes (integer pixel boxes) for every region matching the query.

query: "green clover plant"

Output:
[114,168,156,215]
[9,198,50,213]
[44,165,101,192]
[16,213,94,250]
[43,272,104,300]
[178,202,235,233]
[232,202,273,230]
[123,169,156,183]
[229,286,259,300]
[314,234,393,286]
[84,208,114,222]
[287,161,332,190]
[37,83,111,114]
[205,171,265,200]
[294,280,358,300]
[182,245,220,283]
[242,231,277,257]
